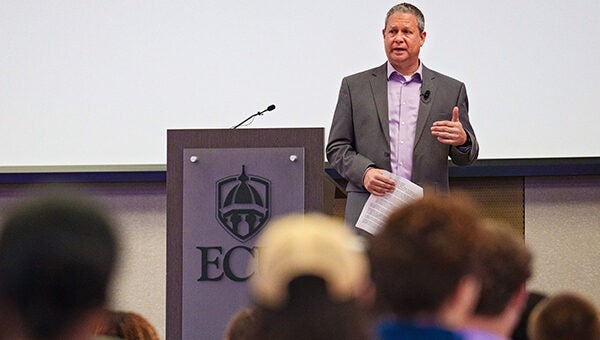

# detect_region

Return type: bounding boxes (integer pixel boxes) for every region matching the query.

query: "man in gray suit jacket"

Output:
[326,3,479,230]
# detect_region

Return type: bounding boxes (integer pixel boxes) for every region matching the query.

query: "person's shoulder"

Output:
[423,65,464,86]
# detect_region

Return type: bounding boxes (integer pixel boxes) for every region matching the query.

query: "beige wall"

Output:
[525,176,600,306]
[102,183,166,339]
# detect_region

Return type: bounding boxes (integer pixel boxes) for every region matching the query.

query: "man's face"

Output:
[383,12,426,74]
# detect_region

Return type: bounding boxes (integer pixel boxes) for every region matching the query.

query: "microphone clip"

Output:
[420,90,431,104]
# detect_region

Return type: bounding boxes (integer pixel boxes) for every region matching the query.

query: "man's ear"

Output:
[437,275,481,328]
[510,283,529,312]
[419,30,426,46]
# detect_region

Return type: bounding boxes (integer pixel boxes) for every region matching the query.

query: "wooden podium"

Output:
[166,128,324,339]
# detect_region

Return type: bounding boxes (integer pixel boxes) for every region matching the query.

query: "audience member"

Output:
[248,213,372,340]
[460,219,533,339]
[368,194,485,339]
[527,292,600,340]
[94,309,159,340]
[511,291,548,340]
[0,190,119,340]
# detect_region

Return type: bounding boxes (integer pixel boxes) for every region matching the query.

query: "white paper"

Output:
[355,171,423,235]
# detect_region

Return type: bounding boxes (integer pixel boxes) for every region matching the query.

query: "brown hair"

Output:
[528,292,600,340]
[95,310,159,340]
[0,190,119,340]
[474,219,533,315]
[369,193,484,317]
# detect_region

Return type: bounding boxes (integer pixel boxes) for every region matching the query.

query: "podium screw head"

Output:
[289,155,298,162]
[190,156,198,163]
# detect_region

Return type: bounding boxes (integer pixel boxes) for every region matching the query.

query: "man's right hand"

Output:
[363,168,396,196]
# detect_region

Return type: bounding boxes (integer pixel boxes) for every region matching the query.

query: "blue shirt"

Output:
[378,319,465,340]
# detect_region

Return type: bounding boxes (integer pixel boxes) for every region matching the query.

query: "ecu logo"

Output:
[216,165,270,242]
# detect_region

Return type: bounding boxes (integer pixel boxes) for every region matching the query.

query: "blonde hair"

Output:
[249,213,368,309]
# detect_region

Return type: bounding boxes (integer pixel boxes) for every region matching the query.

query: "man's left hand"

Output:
[430,106,467,146]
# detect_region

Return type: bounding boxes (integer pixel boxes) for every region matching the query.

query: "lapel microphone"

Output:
[420,90,431,103]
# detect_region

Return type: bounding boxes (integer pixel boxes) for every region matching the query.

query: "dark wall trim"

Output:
[325,157,600,181]
[2,157,599,184]
[449,157,600,177]
[0,171,166,184]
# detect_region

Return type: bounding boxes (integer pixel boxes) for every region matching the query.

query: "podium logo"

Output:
[216,165,270,242]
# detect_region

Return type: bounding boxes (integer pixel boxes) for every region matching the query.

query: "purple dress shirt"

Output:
[387,62,423,181]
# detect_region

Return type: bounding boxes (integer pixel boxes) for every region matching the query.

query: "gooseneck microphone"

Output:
[231,104,276,129]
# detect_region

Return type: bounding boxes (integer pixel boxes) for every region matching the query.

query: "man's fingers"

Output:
[452,106,459,122]
[432,106,460,126]
[364,169,396,195]
[377,176,396,186]
[371,177,395,193]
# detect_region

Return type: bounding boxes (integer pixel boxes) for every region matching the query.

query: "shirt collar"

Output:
[387,61,423,82]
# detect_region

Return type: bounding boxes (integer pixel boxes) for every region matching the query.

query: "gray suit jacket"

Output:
[326,63,478,226]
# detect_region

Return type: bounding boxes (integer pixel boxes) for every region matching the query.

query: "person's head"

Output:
[527,292,600,340]
[0,190,119,340]
[465,219,533,335]
[475,220,533,315]
[368,193,484,328]
[224,307,258,340]
[94,310,159,340]
[383,3,426,75]
[249,213,371,340]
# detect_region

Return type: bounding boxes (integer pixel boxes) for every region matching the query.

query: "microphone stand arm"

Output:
[232,110,266,129]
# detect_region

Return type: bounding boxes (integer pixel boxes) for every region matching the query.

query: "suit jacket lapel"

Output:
[415,66,436,147]
[371,63,390,144]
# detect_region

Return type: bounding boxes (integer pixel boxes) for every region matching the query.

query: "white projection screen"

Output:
[1,1,599,169]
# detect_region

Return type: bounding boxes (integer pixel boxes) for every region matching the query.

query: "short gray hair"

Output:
[385,3,425,33]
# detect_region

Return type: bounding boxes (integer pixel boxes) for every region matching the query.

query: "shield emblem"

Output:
[216,165,270,242]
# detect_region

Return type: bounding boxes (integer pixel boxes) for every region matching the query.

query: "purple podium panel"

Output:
[181,147,304,339]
